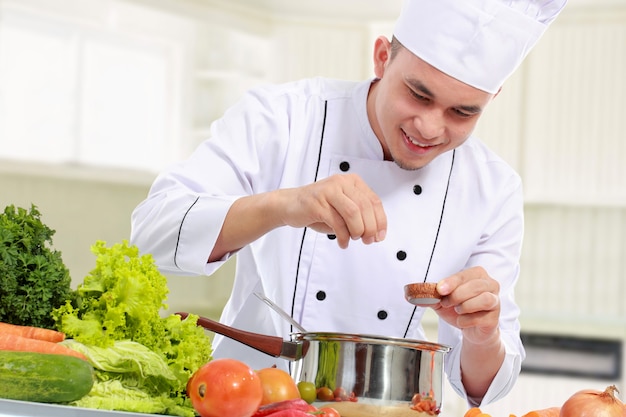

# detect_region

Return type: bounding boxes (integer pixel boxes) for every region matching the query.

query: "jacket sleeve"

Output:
[130,86,291,275]
[440,167,526,406]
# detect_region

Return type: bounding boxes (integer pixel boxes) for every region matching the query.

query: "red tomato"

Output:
[187,358,263,417]
[316,387,334,402]
[318,406,341,417]
[256,367,301,405]
[333,387,348,401]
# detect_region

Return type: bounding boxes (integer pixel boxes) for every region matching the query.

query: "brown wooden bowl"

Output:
[404,282,441,305]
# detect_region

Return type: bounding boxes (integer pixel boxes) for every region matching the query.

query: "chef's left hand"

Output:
[430,266,501,344]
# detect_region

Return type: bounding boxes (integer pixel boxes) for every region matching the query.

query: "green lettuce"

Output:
[52,240,212,416]
[53,240,169,349]
[71,380,193,417]
[62,339,177,382]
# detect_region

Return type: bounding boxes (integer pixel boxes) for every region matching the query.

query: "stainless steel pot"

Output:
[177,312,451,416]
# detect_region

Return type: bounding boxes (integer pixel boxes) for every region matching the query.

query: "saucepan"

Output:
[177,312,451,416]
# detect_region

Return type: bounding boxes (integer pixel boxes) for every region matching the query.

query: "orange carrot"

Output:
[464,408,485,417]
[0,333,87,361]
[521,407,561,417]
[0,322,65,343]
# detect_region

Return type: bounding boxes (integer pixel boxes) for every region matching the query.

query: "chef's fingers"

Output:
[319,174,383,244]
[438,267,499,310]
[348,177,386,244]
[342,174,386,244]
[303,200,352,248]
[326,189,367,243]
[437,266,497,296]
[325,206,353,249]
[455,308,500,333]
[288,174,385,247]
[430,295,500,340]
[341,191,382,245]
[362,190,386,244]
[452,291,500,315]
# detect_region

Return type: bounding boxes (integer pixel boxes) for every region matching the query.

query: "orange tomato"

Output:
[187,358,263,417]
[256,367,301,405]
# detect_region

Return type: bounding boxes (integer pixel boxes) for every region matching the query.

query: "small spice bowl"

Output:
[404,282,442,305]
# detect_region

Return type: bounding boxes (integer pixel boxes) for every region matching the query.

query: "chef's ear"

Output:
[372,36,392,78]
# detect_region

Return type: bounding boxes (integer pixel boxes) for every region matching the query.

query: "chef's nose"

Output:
[414,109,445,140]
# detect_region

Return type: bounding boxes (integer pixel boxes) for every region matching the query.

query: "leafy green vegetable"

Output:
[53,240,212,417]
[0,204,73,328]
[71,380,191,416]
[53,240,169,349]
[63,339,178,382]
[315,340,340,391]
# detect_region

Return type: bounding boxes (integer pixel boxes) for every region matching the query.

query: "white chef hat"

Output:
[393,0,568,93]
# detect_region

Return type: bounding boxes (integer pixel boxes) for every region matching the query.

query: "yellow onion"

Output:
[560,385,625,417]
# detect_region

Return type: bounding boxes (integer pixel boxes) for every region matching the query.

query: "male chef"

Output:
[131,0,567,406]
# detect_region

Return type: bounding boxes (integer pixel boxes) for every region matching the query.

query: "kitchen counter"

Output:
[0,399,177,417]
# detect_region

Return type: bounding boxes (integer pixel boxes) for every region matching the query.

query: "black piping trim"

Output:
[290,100,328,320]
[174,196,200,270]
[403,149,456,338]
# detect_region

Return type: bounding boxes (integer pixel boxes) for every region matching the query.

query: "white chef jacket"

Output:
[130,77,525,406]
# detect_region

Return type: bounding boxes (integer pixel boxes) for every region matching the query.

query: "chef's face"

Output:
[368,36,496,170]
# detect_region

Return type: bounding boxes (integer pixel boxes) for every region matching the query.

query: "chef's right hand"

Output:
[281,174,387,248]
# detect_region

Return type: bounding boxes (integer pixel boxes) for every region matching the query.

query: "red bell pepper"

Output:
[251,399,313,417]
[256,410,312,417]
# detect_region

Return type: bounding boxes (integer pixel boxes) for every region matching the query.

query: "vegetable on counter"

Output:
[187,358,263,417]
[251,399,313,417]
[464,407,493,417]
[560,385,625,417]
[0,321,66,342]
[0,204,74,329]
[185,357,342,417]
[467,406,560,417]
[254,401,339,417]
[466,384,625,417]
[0,350,94,403]
[0,332,88,361]
[520,407,561,417]
[257,367,302,406]
[52,240,213,417]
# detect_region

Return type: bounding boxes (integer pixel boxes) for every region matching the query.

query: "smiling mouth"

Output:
[403,130,437,149]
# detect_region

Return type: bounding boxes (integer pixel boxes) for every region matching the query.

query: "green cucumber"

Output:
[0,350,94,403]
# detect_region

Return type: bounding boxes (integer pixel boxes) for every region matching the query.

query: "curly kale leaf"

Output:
[0,204,73,328]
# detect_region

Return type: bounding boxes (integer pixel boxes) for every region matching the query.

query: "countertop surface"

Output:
[0,399,177,417]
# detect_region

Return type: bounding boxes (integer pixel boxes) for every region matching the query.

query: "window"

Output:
[0,0,191,173]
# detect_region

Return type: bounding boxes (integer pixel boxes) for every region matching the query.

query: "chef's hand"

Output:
[429,266,505,399]
[282,173,387,248]
[429,266,501,344]
[208,173,387,262]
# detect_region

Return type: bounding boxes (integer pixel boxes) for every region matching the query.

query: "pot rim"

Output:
[290,331,451,353]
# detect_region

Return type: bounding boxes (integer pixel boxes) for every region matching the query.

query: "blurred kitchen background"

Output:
[0,0,624,415]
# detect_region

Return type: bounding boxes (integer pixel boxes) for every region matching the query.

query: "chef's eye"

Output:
[409,89,430,103]
[453,108,473,118]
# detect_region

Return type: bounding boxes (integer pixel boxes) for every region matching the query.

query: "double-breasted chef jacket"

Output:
[131,77,525,405]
